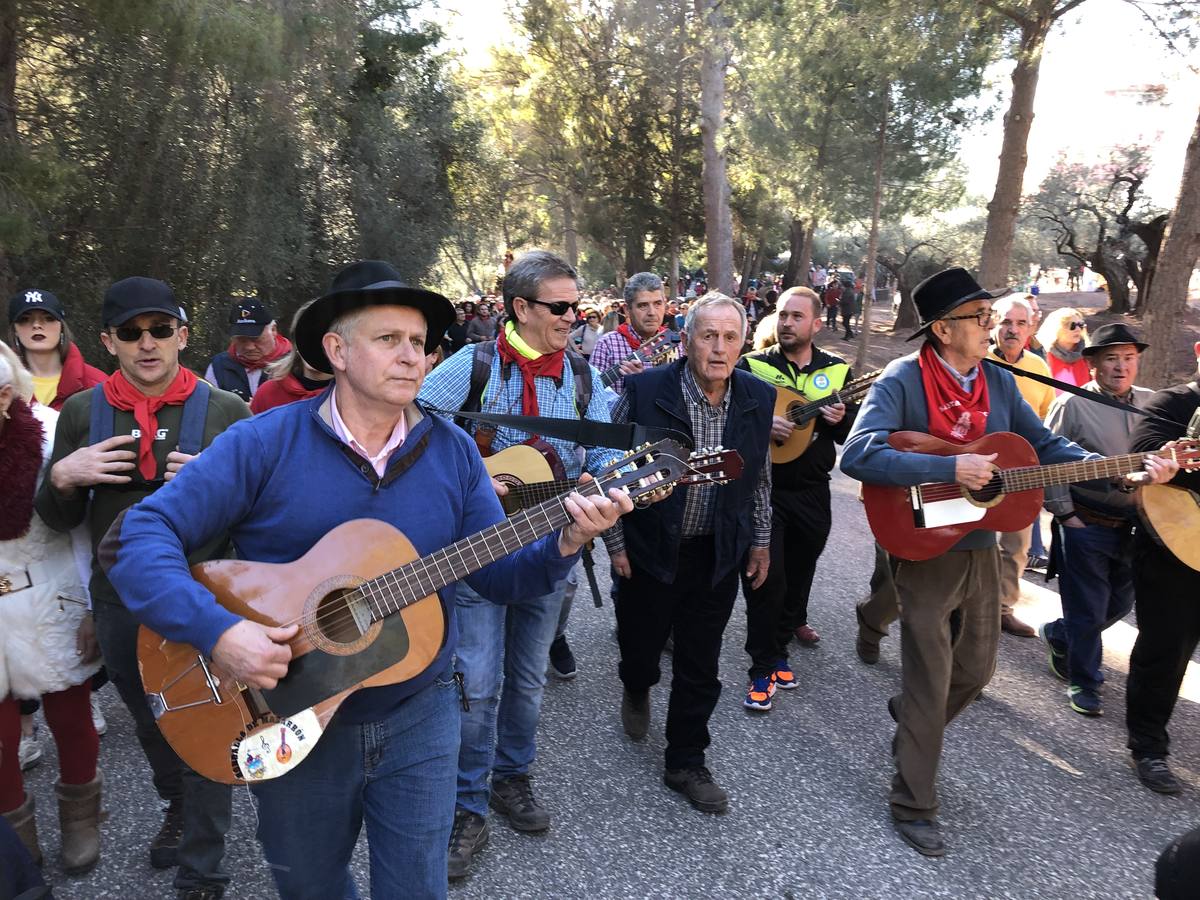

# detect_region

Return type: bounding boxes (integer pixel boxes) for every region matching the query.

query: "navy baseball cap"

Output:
[8,288,66,324]
[102,277,188,328]
[228,297,274,337]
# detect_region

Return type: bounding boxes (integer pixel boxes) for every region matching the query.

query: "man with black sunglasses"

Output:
[419,249,627,880]
[36,277,248,900]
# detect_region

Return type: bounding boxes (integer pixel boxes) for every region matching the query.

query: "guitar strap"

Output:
[430,406,693,451]
[983,357,1179,429]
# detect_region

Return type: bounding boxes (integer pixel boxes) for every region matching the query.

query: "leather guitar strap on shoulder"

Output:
[426,406,694,451]
[983,357,1180,429]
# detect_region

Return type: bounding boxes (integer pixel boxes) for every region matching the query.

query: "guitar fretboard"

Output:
[998,450,1170,493]
[354,476,608,622]
[785,371,880,425]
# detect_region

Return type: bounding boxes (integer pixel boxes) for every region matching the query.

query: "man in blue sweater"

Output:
[840,267,1176,858]
[103,261,631,900]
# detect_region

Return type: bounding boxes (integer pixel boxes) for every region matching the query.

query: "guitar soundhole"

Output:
[304,575,383,657]
[967,475,1005,505]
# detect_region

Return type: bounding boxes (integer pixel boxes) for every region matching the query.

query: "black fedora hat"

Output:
[295,261,454,374]
[906,267,1008,341]
[1081,322,1148,356]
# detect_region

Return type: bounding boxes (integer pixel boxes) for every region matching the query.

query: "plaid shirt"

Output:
[589,327,676,395]
[418,343,627,480]
[605,364,772,554]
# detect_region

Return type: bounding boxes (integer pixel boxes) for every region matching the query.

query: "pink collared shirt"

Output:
[329,385,408,478]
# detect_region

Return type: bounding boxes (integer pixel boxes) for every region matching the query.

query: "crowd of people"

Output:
[1,251,1198,900]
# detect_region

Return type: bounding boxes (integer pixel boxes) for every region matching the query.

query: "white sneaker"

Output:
[91,692,107,736]
[18,728,42,771]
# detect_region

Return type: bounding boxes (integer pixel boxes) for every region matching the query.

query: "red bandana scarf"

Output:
[229,335,292,371]
[918,342,990,444]
[103,367,198,479]
[495,326,564,417]
[616,322,665,351]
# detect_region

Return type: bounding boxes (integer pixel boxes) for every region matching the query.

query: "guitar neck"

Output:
[999,450,1166,492]
[599,334,670,387]
[360,478,607,622]
[788,375,877,424]
[505,479,576,509]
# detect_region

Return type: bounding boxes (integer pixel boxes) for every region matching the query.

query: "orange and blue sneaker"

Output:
[773,659,799,691]
[743,675,775,711]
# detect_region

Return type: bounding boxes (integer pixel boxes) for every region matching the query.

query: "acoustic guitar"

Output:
[1138,483,1200,572]
[861,431,1200,561]
[137,440,743,785]
[770,369,881,464]
[597,331,681,388]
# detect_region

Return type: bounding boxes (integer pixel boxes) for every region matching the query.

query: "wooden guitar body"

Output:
[862,432,1044,561]
[770,386,817,465]
[137,519,445,785]
[484,443,559,515]
[1138,484,1200,572]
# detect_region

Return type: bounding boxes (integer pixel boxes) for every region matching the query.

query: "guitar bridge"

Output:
[146,654,226,720]
[908,486,927,529]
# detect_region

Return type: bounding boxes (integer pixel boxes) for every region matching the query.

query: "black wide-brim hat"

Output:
[906,266,1009,341]
[296,260,454,374]
[1081,322,1148,356]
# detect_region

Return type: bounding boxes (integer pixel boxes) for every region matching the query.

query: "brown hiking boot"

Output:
[2,793,42,865]
[56,770,105,874]
[664,766,729,814]
[621,689,650,740]
[150,799,184,869]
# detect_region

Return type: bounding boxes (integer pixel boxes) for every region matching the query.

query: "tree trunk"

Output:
[783,218,805,288]
[695,0,735,295]
[669,229,681,301]
[978,14,1053,291]
[562,192,579,269]
[1127,213,1170,314]
[1093,251,1131,314]
[1141,104,1200,386]
[856,84,889,367]
[0,0,19,296]
[799,220,817,288]
[749,238,767,290]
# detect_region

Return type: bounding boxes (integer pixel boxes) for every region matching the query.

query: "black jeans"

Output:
[93,598,232,892]
[616,537,739,770]
[1126,540,1200,760]
[740,484,830,678]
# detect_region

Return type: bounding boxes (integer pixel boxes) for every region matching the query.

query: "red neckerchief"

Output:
[918,342,989,444]
[495,327,563,416]
[103,367,198,479]
[0,399,43,540]
[229,335,292,371]
[617,322,664,351]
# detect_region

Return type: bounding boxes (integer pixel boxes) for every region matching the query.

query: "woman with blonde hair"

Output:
[752,311,778,350]
[0,341,103,874]
[1036,307,1090,393]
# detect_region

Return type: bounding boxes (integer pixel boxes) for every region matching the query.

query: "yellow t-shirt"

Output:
[32,374,61,408]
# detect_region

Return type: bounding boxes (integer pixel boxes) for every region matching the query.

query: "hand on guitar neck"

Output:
[211,480,632,691]
[770,402,846,445]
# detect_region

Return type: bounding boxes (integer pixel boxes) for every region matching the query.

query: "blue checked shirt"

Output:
[418,343,628,481]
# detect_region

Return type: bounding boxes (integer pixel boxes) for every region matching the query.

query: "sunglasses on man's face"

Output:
[522,297,579,317]
[113,323,178,343]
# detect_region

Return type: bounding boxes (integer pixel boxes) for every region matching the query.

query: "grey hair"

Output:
[992,295,1034,321]
[684,292,747,337]
[0,340,33,402]
[502,250,578,319]
[623,272,663,304]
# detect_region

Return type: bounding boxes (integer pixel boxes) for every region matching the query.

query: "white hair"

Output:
[684,292,747,337]
[0,341,34,402]
[992,295,1034,321]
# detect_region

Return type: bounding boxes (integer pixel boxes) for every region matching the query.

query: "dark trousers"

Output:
[1045,522,1134,692]
[841,308,854,337]
[1126,540,1200,760]
[616,537,738,770]
[93,598,232,891]
[742,483,831,678]
[825,306,838,328]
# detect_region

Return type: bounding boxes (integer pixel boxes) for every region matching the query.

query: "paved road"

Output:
[25,468,1200,898]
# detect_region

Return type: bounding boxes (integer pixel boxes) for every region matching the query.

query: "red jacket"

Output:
[249,374,329,414]
[48,343,106,411]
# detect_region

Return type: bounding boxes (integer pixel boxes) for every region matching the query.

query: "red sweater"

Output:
[48,343,106,411]
[249,374,328,414]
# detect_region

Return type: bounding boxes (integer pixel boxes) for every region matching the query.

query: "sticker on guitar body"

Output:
[231,709,322,781]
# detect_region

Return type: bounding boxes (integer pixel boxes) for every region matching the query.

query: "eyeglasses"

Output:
[521,297,579,317]
[1067,321,1085,331]
[112,323,178,343]
[942,309,996,329]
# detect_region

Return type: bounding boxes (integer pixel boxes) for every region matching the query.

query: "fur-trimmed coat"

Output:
[0,403,98,699]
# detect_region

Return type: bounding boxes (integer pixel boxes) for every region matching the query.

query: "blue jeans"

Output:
[249,668,461,900]
[1046,522,1135,692]
[455,578,567,816]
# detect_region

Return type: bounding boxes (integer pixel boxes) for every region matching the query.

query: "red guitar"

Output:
[862,431,1200,561]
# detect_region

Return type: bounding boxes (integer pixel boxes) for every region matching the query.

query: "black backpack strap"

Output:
[176,381,211,455]
[565,350,592,419]
[455,340,496,431]
[88,386,114,446]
